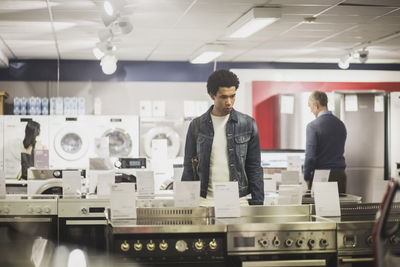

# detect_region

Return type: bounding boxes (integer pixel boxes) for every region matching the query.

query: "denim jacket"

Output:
[181,106,264,205]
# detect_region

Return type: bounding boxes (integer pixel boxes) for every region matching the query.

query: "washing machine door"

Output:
[102,128,132,157]
[54,126,89,160]
[144,126,180,159]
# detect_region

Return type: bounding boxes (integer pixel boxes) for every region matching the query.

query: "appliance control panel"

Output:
[58,198,109,218]
[228,230,336,252]
[113,233,226,262]
[0,199,57,215]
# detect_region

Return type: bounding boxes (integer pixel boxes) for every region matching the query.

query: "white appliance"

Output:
[139,118,189,159]
[0,115,3,171]
[91,115,139,159]
[49,115,93,169]
[3,115,49,178]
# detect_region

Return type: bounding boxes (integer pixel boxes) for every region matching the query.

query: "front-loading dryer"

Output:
[91,115,139,159]
[49,116,94,169]
[139,118,189,160]
[3,115,49,178]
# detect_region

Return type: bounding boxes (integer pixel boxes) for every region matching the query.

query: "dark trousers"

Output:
[328,170,347,194]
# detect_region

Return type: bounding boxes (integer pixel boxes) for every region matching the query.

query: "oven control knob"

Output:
[146,240,155,251]
[296,239,304,247]
[320,239,329,248]
[209,239,218,250]
[308,239,316,248]
[35,207,42,214]
[175,240,188,252]
[159,240,168,251]
[390,235,400,245]
[81,208,88,215]
[272,237,280,247]
[120,241,130,252]
[367,235,373,246]
[194,239,204,250]
[3,208,10,214]
[258,238,268,247]
[285,239,293,247]
[43,207,51,214]
[134,241,143,251]
[27,207,34,213]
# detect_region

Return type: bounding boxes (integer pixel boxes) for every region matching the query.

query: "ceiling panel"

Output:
[0,0,398,64]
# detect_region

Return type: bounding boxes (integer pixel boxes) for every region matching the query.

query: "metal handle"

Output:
[65,220,107,225]
[0,217,53,223]
[339,257,374,263]
[243,259,326,267]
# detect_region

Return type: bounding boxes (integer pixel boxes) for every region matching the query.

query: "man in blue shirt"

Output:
[304,91,347,193]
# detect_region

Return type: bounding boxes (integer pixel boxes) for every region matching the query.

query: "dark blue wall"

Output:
[1,60,400,82]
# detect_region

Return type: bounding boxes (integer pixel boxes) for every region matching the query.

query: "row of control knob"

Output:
[120,239,218,252]
[258,237,329,248]
[0,207,52,214]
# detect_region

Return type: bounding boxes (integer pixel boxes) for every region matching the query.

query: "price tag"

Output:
[213,182,240,218]
[97,171,115,196]
[62,170,82,198]
[281,170,299,185]
[278,185,303,205]
[110,183,136,219]
[136,170,155,198]
[174,181,200,207]
[34,149,49,169]
[0,171,6,198]
[314,182,341,217]
[311,169,330,194]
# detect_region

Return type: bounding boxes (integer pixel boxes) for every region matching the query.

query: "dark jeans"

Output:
[328,170,347,194]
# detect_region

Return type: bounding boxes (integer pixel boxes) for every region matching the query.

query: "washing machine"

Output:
[0,115,4,172]
[139,118,189,160]
[48,115,94,169]
[3,115,50,178]
[91,115,139,159]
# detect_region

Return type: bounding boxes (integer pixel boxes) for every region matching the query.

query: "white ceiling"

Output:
[0,0,399,64]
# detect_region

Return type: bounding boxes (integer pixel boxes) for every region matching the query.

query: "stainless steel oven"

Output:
[0,195,58,267]
[226,206,337,267]
[336,202,400,267]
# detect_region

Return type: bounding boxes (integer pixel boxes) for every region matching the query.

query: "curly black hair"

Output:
[206,69,240,96]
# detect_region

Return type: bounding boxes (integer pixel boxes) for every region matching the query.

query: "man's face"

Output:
[210,86,236,116]
[308,100,319,118]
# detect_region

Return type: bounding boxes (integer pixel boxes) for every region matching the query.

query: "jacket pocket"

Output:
[234,134,251,156]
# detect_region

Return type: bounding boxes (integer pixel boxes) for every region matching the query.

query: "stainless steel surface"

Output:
[338,257,374,263]
[239,205,310,217]
[279,93,314,150]
[136,206,211,218]
[58,197,109,218]
[242,259,327,266]
[390,92,400,179]
[302,193,362,204]
[335,92,387,202]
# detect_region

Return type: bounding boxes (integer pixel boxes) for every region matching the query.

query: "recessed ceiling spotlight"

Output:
[358,49,369,63]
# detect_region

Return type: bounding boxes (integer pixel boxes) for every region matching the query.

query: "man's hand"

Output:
[306,180,311,190]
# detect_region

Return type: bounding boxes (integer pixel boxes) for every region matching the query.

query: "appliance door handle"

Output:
[339,257,374,263]
[243,259,327,266]
[0,217,53,223]
[65,220,107,225]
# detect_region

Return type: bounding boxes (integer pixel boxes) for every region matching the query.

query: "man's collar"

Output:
[317,109,331,117]
[206,105,238,122]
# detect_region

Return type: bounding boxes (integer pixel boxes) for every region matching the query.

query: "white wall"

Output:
[0,81,211,118]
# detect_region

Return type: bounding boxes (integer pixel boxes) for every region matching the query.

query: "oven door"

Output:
[59,217,108,266]
[229,253,337,267]
[0,216,57,266]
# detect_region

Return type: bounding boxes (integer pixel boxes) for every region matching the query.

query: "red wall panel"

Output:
[252,81,400,149]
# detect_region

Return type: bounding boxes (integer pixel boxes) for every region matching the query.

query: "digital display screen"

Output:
[129,160,141,166]
[234,237,255,247]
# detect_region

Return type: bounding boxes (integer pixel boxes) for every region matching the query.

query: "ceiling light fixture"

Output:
[190,44,225,64]
[358,49,369,63]
[103,0,125,17]
[226,7,281,38]
[100,54,117,75]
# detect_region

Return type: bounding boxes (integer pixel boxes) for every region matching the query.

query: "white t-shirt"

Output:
[207,113,230,198]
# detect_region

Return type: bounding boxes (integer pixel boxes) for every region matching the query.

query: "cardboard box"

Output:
[0,91,8,115]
